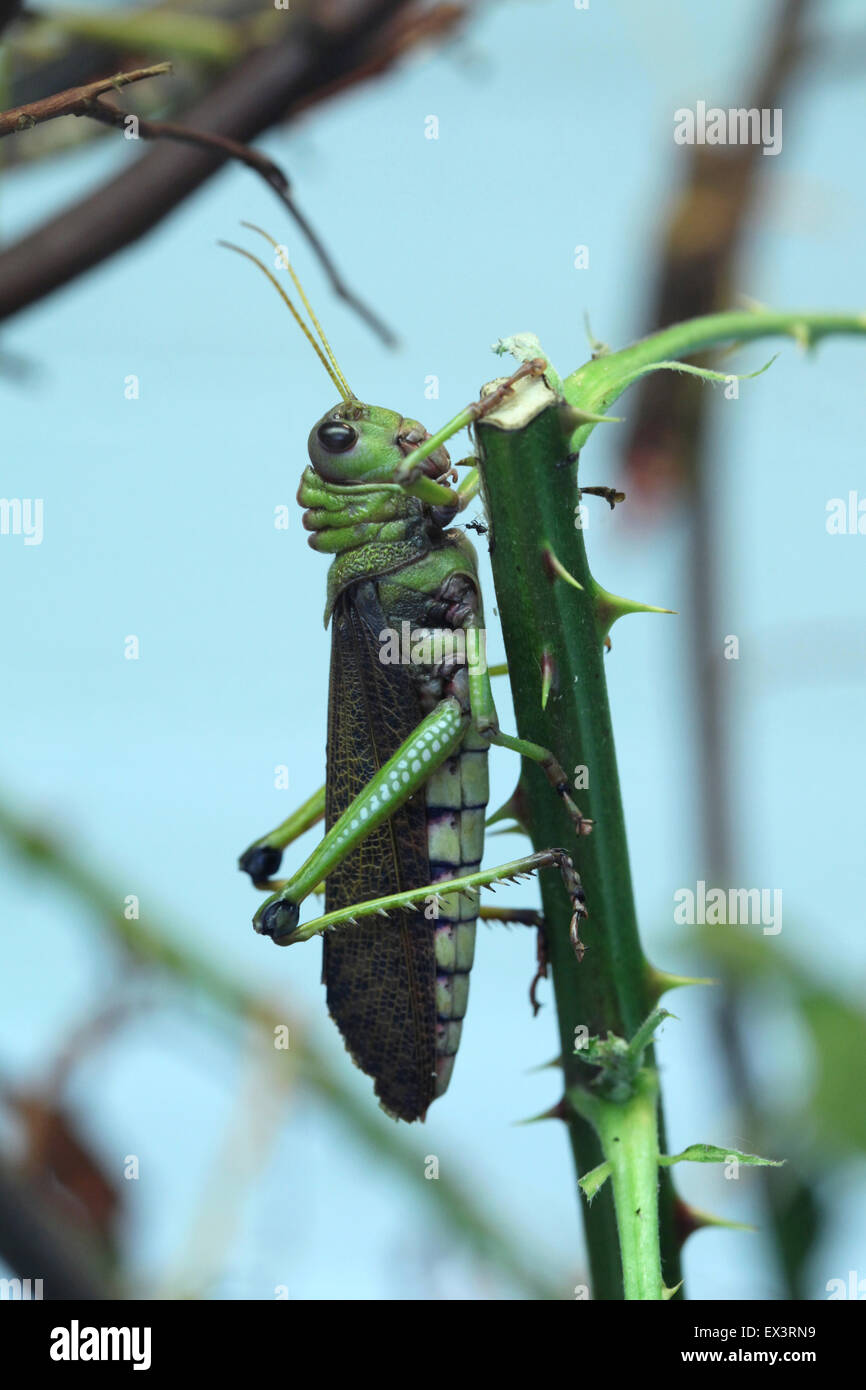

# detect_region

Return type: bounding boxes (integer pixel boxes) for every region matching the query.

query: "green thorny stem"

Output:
[474,308,866,1300]
[571,1069,664,1301]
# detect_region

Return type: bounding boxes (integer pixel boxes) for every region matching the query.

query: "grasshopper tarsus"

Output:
[473,357,547,424]
[529,922,549,1017]
[239,843,283,884]
[256,895,300,945]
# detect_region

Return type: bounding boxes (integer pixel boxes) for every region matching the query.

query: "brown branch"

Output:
[624,0,813,500]
[1,0,261,111]
[0,43,398,344]
[0,0,21,39]
[0,62,172,137]
[288,1,466,117]
[0,1156,108,1299]
[0,1,459,327]
[81,94,396,344]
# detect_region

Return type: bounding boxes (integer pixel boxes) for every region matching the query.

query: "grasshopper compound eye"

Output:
[317,421,358,453]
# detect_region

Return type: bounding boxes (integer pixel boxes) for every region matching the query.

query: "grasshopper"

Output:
[232,227,591,1122]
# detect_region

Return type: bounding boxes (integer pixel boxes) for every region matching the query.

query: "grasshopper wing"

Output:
[323,583,437,1122]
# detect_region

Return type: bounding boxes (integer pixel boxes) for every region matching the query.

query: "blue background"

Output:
[2,0,865,1298]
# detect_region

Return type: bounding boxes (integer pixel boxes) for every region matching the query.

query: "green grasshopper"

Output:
[231,226,591,1122]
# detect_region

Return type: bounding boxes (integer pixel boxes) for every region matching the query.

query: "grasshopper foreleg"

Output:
[466,661,592,837]
[391,360,547,507]
[488,729,592,837]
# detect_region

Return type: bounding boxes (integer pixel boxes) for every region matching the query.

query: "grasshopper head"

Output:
[218,227,453,491]
[308,402,406,484]
[309,402,454,489]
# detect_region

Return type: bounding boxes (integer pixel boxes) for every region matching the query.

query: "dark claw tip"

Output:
[257,898,300,944]
[239,844,283,881]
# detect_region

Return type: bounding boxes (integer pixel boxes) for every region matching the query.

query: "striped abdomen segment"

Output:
[424,723,489,1098]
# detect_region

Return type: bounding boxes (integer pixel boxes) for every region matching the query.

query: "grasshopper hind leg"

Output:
[238,783,326,887]
[239,843,284,885]
[257,895,300,943]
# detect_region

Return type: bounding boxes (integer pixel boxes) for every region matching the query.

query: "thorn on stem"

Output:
[540,647,556,710]
[541,544,584,591]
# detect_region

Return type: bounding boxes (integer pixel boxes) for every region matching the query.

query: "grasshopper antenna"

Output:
[218,232,352,401]
[242,223,354,400]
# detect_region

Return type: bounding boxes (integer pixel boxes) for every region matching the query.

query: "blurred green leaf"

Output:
[668,924,866,1157]
[660,1143,783,1167]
